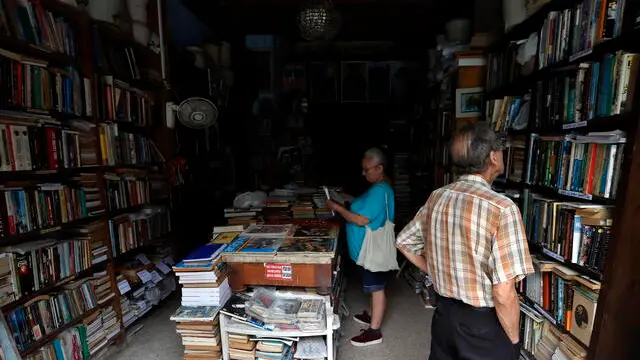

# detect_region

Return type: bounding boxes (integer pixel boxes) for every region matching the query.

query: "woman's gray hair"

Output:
[364,147,387,168]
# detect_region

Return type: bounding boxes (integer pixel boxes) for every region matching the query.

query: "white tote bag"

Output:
[356,194,400,272]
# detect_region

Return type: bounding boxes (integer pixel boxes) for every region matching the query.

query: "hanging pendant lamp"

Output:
[297,0,341,41]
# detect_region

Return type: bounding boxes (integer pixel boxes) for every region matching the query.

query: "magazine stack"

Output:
[170,306,224,360]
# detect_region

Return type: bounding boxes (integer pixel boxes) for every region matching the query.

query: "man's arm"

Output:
[396,207,428,273]
[491,203,534,344]
[493,280,520,343]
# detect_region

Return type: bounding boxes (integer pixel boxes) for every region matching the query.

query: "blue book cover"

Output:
[239,237,284,253]
[224,236,250,253]
[183,243,227,262]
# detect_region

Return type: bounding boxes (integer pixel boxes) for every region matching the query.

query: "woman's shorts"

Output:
[362,268,389,293]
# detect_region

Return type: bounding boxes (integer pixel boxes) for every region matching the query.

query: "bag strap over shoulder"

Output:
[384,192,389,221]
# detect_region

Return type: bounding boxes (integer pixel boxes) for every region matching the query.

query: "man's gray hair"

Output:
[450,122,503,175]
[364,147,387,168]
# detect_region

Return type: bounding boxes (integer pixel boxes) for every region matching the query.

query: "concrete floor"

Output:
[106,276,434,360]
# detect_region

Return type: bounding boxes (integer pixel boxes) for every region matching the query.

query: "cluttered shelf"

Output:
[487,0,583,52]
[19,297,117,357]
[485,27,640,100]
[528,243,604,282]
[0,212,106,245]
[520,294,590,351]
[1,259,108,312]
[524,184,617,206]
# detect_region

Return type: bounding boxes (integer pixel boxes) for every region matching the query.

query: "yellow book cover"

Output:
[211,232,239,244]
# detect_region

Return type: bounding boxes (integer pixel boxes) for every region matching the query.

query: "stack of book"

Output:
[224,207,263,226]
[256,339,294,360]
[0,253,18,306]
[227,333,256,360]
[92,270,116,305]
[120,293,136,328]
[291,201,315,219]
[170,306,223,360]
[83,304,121,357]
[100,305,122,348]
[174,242,230,307]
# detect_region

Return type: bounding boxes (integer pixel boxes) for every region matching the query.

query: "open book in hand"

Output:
[322,186,345,205]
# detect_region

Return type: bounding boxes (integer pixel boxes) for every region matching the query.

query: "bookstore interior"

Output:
[1,0,640,360]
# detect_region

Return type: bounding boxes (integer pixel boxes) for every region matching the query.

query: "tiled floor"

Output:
[106,276,434,360]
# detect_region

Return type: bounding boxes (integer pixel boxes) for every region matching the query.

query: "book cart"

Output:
[484,1,640,359]
[219,292,340,360]
[219,221,344,360]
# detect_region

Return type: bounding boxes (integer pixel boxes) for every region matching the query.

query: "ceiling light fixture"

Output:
[297,0,341,41]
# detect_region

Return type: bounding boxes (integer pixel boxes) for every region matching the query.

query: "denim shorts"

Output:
[362,269,389,293]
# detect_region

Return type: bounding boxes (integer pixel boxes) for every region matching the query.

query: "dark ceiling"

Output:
[181,0,474,43]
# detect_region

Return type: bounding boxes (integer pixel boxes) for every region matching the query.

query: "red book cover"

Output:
[45,127,58,169]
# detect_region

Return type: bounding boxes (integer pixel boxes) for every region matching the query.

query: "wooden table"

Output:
[222,243,338,295]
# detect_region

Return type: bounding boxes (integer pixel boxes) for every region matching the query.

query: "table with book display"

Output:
[221,222,340,295]
[170,186,346,360]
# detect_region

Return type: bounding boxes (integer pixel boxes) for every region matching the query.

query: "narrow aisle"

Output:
[104,276,433,360]
[105,295,182,360]
[338,276,434,360]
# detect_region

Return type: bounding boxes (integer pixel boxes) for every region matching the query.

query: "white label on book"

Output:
[558,189,593,200]
[163,255,175,265]
[118,280,132,294]
[151,270,163,284]
[137,270,152,283]
[136,254,151,265]
[155,261,172,274]
[562,121,587,130]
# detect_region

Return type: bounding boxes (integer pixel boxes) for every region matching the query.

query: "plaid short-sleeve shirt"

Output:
[396,175,533,308]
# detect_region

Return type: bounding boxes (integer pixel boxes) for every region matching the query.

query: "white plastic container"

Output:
[87,0,120,23]
[503,0,527,30]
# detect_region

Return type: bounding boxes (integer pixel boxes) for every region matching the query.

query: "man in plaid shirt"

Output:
[396,123,533,360]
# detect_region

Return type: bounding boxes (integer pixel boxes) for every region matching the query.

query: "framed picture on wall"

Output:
[367,61,390,102]
[341,61,368,102]
[310,62,338,102]
[455,87,484,118]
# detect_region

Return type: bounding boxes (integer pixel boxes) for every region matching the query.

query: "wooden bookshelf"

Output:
[484,1,640,359]
[0,0,175,357]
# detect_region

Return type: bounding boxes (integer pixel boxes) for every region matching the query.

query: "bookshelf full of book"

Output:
[485,1,640,359]
[0,0,175,358]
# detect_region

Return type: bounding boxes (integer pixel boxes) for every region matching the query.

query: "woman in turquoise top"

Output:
[327,148,395,347]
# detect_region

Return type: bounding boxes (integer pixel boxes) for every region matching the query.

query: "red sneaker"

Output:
[350,328,383,347]
[353,311,371,326]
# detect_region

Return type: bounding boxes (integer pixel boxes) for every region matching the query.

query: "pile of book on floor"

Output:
[170,305,223,360]
[92,270,116,305]
[83,304,121,357]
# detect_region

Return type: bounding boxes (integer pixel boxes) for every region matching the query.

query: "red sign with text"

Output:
[265,263,293,280]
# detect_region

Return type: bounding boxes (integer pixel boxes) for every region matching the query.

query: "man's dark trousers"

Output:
[429,295,520,360]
